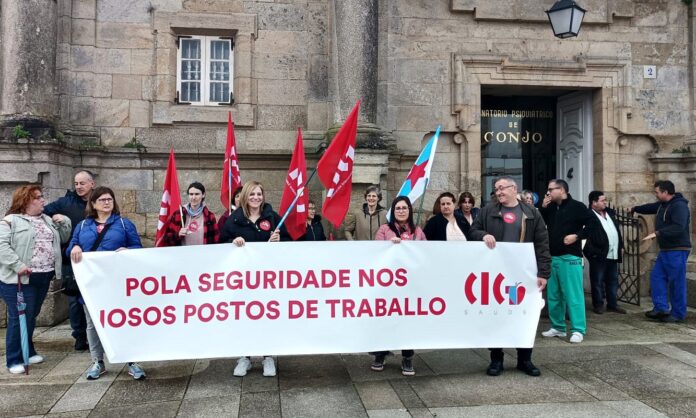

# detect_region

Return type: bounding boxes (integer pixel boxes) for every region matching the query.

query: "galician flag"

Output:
[393,126,441,207]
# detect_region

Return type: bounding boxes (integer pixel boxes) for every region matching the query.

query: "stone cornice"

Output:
[450,0,635,24]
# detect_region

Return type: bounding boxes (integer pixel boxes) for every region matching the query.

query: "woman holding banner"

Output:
[371,196,425,376]
[0,185,72,374]
[162,182,219,246]
[66,186,146,381]
[220,180,286,377]
[424,192,470,241]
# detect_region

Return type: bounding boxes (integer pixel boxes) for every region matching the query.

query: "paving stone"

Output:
[577,357,696,399]
[89,400,180,418]
[46,411,91,418]
[239,358,278,393]
[113,360,195,381]
[530,344,660,365]
[342,353,434,382]
[280,386,367,418]
[672,342,696,356]
[429,400,665,418]
[50,381,112,413]
[407,408,433,418]
[40,353,92,384]
[177,395,239,418]
[388,380,425,409]
[238,391,280,418]
[355,381,404,410]
[96,376,189,407]
[417,349,488,375]
[544,363,632,401]
[642,397,696,418]
[0,383,71,416]
[366,409,410,418]
[409,372,592,408]
[278,355,351,390]
[184,359,241,400]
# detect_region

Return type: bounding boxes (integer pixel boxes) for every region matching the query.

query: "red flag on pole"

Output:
[155,149,182,247]
[221,111,242,212]
[279,128,309,240]
[316,100,360,228]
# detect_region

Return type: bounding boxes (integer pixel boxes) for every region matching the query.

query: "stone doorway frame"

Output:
[450,53,632,199]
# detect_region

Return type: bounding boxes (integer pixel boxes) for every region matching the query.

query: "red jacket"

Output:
[162,206,219,246]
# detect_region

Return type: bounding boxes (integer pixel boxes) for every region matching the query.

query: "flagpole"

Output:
[275,168,318,231]
[415,176,429,227]
[228,164,233,216]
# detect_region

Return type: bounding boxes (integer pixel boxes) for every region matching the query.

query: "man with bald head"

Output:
[44,170,96,351]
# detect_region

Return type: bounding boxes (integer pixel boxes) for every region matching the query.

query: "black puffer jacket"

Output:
[423,213,470,241]
[299,215,326,241]
[220,204,289,243]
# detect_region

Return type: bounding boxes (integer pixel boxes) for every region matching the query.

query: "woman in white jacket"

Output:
[0,185,71,374]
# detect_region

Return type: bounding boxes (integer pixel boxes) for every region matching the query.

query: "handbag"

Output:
[61,221,112,297]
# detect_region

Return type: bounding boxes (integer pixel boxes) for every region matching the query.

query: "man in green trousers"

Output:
[540,179,594,343]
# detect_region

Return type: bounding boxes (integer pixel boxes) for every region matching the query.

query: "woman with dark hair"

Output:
[424,192,470,241]
[345,185,387,240]
[370,196,425,376]
[0,185,71,374]
[300,200,326,241]
[66,186,145,381]
[217,186,243,238]
[162,182,219,246]
[220,180,288,377]
[454,192,480,227]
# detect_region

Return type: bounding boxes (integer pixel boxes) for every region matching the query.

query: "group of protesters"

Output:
[0,170,690,382]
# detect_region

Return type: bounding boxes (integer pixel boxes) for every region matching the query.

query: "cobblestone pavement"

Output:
[1,298,696,418]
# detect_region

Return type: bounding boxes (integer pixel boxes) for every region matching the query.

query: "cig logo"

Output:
[464,272,526,305]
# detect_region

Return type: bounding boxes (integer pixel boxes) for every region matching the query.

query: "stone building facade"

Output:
[1,0,695,324]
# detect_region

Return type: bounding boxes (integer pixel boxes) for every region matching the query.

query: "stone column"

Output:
[0,0,59,138]
[332,0,381,143]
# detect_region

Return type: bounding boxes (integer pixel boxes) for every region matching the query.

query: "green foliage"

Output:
[11,124,30,139]
[124,135,147,152]
[671,145,692,153]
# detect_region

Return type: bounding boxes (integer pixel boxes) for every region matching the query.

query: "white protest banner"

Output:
[73,241,544,362]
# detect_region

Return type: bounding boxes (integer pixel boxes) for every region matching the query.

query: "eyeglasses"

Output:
[547,186,561,192]
[96,198,114,203]
[493,185,514,193]
[394,207,409,212]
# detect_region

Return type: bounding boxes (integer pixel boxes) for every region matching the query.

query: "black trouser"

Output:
[374,350,414,358]
[63,264,86,341]
[489,348,532,363]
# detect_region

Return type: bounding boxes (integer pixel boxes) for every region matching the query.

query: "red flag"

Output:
[279,128,309,240]
[155,149,182,247]
[221,111,242,211]
[316,100,360,227]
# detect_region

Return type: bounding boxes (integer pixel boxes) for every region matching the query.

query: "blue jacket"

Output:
[634,193,691,250]
[66,214,142,255]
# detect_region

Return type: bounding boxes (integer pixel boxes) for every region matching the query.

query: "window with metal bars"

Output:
[176,35,234,105]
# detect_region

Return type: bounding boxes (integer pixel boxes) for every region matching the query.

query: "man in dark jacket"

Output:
[43,170,95,351]
[584,191,625,314]
[539,179,593,344]
[632,180,691,323]
[470,175,550,377]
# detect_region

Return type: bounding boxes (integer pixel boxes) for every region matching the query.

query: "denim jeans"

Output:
[588,258,619,309]
[0,271,53,368]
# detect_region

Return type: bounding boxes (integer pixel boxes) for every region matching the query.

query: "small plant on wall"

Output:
[12,124,30,139]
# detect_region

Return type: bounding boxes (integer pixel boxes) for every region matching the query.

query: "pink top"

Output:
[375,224,427,241]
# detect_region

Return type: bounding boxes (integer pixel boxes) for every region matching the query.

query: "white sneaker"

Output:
[8,364,25,374]
[570,332,584,343]
[29,355,44,364]
[262,356,276,377]
[541,328,567,338]
[233,357,252,377]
